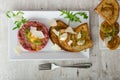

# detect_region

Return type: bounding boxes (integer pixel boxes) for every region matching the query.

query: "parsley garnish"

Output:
[104,26,118,37]
[6,11,27,30]
[111,26,118,36]
[59,10,88,25]
[105,33,111,37]
[34,40,42,44]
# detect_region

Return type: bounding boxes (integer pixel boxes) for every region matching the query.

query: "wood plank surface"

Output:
[0,0,120,80]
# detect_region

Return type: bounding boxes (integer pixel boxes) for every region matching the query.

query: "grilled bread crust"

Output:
[49,20,93,52]
[49,20,68,45]
[95,0,119,25]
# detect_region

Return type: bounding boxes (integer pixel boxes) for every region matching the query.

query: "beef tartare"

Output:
[18,21,49,51]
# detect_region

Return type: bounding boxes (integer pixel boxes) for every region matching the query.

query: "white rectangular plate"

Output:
[99,1,120,49]
[8,11,90,60]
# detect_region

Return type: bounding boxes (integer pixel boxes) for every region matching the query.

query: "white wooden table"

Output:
[0,0,120,80]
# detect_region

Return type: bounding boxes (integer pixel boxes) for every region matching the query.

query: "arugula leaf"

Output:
[12,26,18,30]
[6,11,11,18]
[11,12,16,16]
[74,12,88,19]
[6,11,27,30]
[16,11,24,15]
[59,10,88,25]
[105,33,111,37]
[22,18,27,23]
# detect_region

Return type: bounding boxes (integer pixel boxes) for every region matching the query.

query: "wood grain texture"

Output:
[0,0,120,80]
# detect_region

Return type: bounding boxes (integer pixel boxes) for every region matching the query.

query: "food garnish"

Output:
[59,10,88,25]
[60,33,68,41]
[65,26,76,34]
[49,19,57,26]
[14,45,22,55]
[52,44,61,50]
[6,11,27,30]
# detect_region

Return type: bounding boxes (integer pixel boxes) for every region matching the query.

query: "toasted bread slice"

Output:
[95,0,119,25]
[107,35,120,50]
[100,30,105,41]
[49,20,68,45]
[58,23,93,52]
[100,21,119,34]
[100,21,119,40]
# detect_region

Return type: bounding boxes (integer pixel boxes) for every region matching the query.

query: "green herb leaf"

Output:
[22,18,27,23]
[105,33,111,37]
[59,10,88,25]
[12,26,18,30]
[16,11,24,15]
[6,11,27,30]
[74,12,88,19]
[6,11,11,18]
[34,40,42,44]
[24,28,29,33]
[11,12,16,16]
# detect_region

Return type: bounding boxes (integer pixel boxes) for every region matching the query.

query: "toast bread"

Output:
[95,0,119,25]
[58,23,93,52]
[100,21,119,40]
[107,36,120,50]
[49,20,68,45]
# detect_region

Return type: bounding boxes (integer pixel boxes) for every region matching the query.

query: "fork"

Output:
[39,63,92,70]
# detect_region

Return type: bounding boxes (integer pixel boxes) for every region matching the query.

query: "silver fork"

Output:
[39,63,92,70]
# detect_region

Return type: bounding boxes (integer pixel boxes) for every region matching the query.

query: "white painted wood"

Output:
[0,0,120,80]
